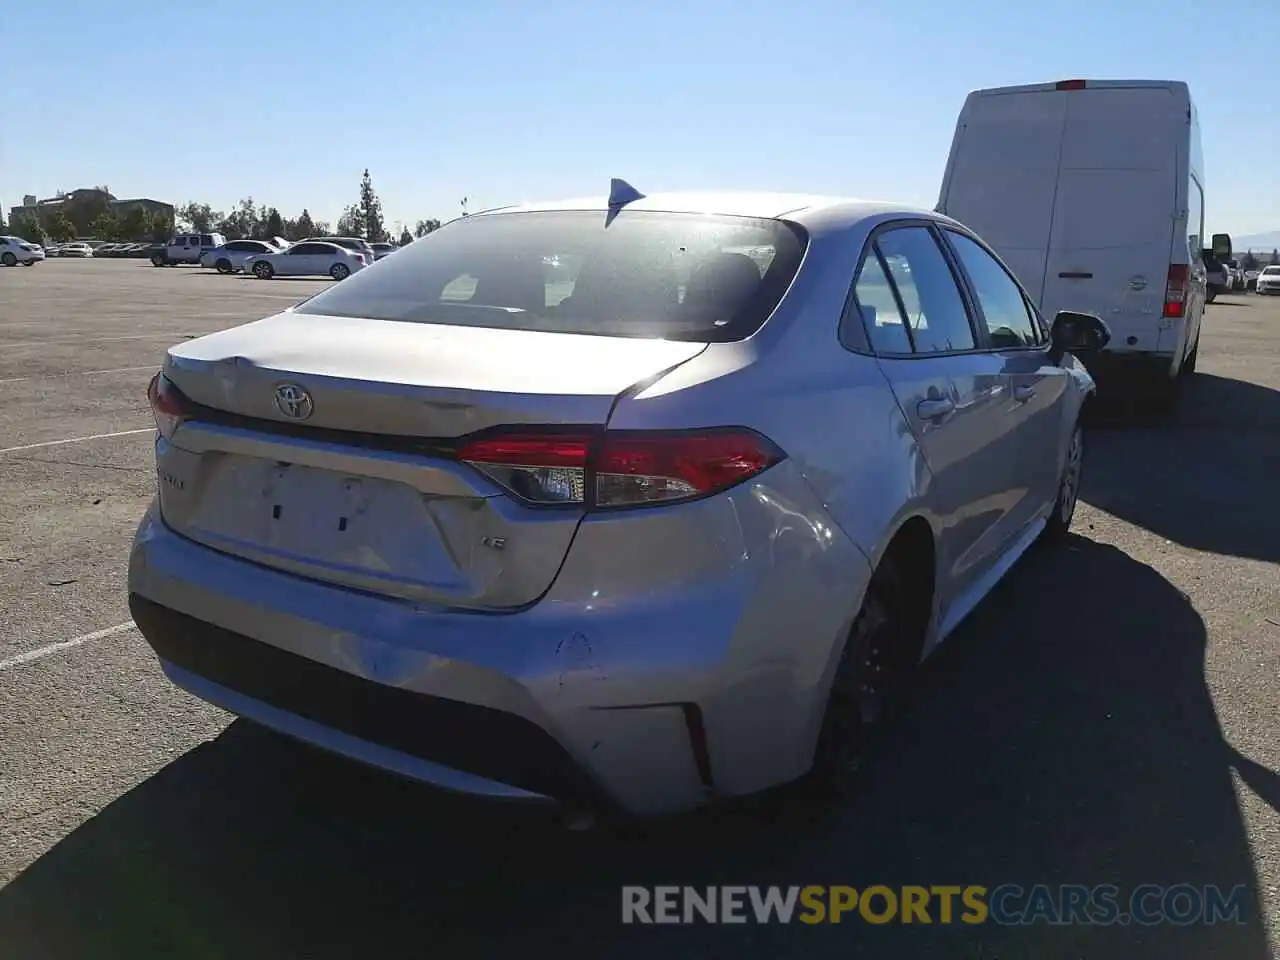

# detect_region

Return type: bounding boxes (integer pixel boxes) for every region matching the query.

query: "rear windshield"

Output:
[293,210,808,341]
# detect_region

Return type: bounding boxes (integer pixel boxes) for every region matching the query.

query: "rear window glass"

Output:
[294,210,808,341]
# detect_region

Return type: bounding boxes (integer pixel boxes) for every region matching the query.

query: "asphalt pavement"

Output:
[1,259,1277,958]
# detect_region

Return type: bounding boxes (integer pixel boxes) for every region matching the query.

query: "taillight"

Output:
[457,429,783,509]
[147,372,191,439]
[1163,264,1188,318]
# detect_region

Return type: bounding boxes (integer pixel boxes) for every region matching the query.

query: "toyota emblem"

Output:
[273,383,314,420]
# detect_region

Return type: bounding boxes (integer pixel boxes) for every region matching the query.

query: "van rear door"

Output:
[1040,87,1181,354]
[938,88,1068,304]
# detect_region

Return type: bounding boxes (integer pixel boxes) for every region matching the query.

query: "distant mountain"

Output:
[1231,231,1280,251]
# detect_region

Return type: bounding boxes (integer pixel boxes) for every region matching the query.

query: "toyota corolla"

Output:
[128,182,1108,816]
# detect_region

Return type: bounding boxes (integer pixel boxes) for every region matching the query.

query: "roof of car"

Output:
[472,191,939,229]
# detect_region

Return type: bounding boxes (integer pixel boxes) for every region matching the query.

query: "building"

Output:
[9,188,174,230]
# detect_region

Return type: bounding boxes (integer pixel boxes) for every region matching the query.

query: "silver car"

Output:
[201,239,285,274]
[128,188,1108,816]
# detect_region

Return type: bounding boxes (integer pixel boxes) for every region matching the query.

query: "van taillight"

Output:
[1056,79,1087,91]
[1163,264,1189,318]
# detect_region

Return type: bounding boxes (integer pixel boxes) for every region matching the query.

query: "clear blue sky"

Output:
[4,0,1276,238]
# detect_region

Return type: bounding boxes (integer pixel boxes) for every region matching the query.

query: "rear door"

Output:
[1040,87,1180,353]
[281,241,320,275]
[855,222,1021,611]
[939,89,1068,303]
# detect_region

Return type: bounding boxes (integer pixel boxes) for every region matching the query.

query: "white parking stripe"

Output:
[0,622,136,671]
[0,365,156,385]
[0,428,153,455]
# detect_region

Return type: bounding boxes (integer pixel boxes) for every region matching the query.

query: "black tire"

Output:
[1,252,17,267]
[330,262,350,281]
[811,559,910,791]
[253,261,274,280]
[151,254,166,267]
[1042,422,1083,540]
[21,261,35,267]
[1206,287,1217,304]
[215,259,233,275]
[1182,339,1199,375]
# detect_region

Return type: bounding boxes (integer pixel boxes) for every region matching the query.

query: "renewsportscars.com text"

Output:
[621,884,1249,926]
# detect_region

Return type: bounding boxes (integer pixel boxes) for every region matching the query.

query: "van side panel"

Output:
[937,91,1068,305]
[1039,87,1184,358]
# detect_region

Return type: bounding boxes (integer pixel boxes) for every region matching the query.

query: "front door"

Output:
[945,229,1072,523]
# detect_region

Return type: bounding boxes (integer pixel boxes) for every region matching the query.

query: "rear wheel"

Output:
[1042,423,1083,540]
[1182,339,1199,375]
[330,262,350,281]
[253,261,274,280]
[812,559,910,791]
[1,252,16,267]
[215,259,233,274]
[151,254,166,267]
[1206,287,1217,304]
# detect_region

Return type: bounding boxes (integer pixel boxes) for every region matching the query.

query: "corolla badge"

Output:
[273,383,314,420]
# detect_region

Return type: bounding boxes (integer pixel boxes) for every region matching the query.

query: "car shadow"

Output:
[0,537,1270,958]
[1083,373,1280,563]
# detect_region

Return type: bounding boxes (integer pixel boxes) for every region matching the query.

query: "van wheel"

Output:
[1042,423,1083,540]
[1182,340,1199,375]
[151,254,166,267]
[811,559,909,791]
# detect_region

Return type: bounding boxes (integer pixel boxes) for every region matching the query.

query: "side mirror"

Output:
[1211,233,1232,258]
[1049,310,1110,363]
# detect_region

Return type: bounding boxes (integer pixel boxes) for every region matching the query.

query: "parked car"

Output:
[303,236,377,263]
[59,242,94,258]
[129,187,1111,817]
[369,242,397,260]
[1245,268,1261,292]
[1255,265,1280,295]
[242,240,368,279]
[938,79,1224,406]
[0,236,45,266]
[201,239,283,274]
[153,233,228,267]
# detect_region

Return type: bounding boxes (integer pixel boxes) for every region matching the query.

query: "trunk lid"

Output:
[157,311,706,609]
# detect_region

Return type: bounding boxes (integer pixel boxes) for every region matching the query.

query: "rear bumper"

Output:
[1077,349,1176,389]
[127,465,869,815]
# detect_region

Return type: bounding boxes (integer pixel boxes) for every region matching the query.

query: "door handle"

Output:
[917,397,955,419]
[1013,384,1036,403]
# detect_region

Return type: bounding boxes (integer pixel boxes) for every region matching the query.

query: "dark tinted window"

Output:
[947,232,1040,348]
[295,210,808,341]
[873,227,975,353]
[224,241,248,251]
[289,243,321,255]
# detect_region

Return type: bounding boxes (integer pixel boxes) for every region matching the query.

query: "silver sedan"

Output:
[128,187,1108,816]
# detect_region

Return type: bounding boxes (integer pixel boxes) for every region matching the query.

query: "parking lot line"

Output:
[0,622,136,672]
[0,365,156,385]
[0,428,153,455]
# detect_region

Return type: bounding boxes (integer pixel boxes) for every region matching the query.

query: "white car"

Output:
[369,242,398,260]
[0,236,45,266]
[1255,265,1280,295]
[58,242,94,258]
[243,241,368,280]
[201,239,285,274]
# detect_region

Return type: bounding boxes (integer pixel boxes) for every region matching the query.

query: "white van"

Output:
[937,79,1231,404]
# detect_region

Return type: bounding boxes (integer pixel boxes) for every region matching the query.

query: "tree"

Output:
[0,206,6,232]
[151,210,174,242]
[336,204,364,239]
[12,213,47,244]
[90,210,121,241]
[1241,250,1257,271]
[286,208,317,241]
[263,207,284,240]
[414,218,442,238]
[119,206,150,241]
[357,169,386,243]
[47,211,77,242]
[177,201,221,233]
[398,226,413,246]
[1272,249,1280,266]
